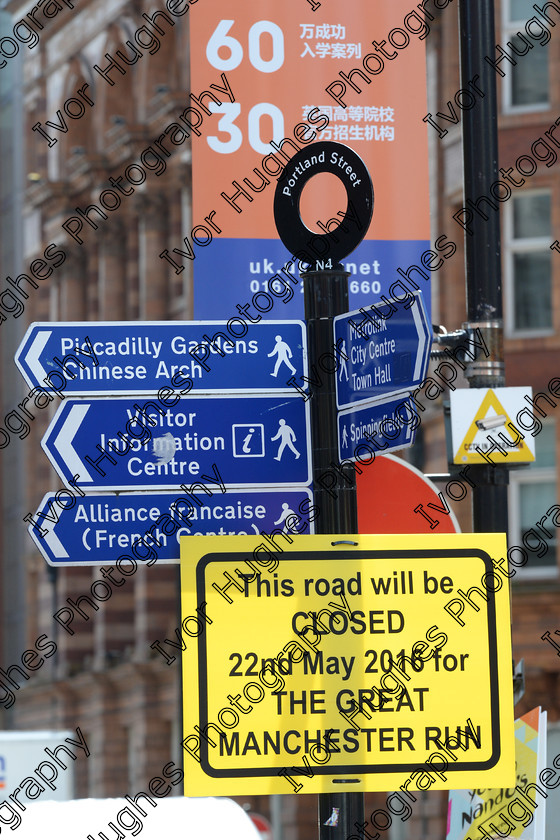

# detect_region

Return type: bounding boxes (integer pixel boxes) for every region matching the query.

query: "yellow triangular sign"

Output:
[455,389,530,464]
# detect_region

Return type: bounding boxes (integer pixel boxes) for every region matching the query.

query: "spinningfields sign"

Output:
[180,534,515,795]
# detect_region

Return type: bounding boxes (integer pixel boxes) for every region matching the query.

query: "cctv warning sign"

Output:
[180,534,515,796]
[450,387,536,465]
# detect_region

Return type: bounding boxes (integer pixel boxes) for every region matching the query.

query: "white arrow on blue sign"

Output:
[42,395,311,491]
[337,395,419,462]
[15,321,307,395]
[333,291,431,410]
[27,489,314,566]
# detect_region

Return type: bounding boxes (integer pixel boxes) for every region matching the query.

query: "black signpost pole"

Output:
[273,142,374,840]
[458,0,508,535]
[303,264,358,534]
[303,262,364,839]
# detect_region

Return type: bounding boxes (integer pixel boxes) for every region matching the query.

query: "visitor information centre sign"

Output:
[42,396,311,492]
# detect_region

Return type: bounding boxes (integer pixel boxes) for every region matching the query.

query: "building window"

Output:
[504,191,553,336]
[509,421,557,578]
[502,0,549,112]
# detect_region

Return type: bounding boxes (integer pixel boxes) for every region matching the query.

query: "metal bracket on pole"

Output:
[462,321,505,386]
[430,325,469,360]
[431,322,504,385]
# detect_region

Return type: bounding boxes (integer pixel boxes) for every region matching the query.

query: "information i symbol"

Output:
[243,428,255,453]
[232,423,265,457]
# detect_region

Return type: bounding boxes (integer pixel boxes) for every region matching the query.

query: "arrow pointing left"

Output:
[27,489,314,565]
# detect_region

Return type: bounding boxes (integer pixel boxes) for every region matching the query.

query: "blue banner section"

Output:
[337,396,419,463]
[193,239,432,321]
[16,321,307,396]
[28,489,314,566]
[334,292,432,410]
[43,395,311,491]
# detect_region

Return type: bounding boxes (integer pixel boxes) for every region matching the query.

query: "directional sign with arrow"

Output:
[337,395,419,462]
[42,395,311,491]
[334,291,431,409]
[15,321,307,395]
[28,489,314,566]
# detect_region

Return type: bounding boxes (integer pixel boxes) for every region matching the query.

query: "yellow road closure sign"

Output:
[180,534,515,796]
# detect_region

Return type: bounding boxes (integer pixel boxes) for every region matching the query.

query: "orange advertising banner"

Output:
[189,1,433,319]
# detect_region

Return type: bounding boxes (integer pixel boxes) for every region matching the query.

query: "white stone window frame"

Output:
[503,189,554,338]
[501,0,550,115]
[509,419,558,580]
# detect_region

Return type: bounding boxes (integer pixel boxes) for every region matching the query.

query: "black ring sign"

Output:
[273,141,373,265]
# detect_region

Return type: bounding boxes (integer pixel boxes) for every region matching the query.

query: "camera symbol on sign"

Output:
[476,414,507,431]
[232,424,265,458]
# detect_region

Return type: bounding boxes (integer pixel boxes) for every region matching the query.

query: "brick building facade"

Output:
[426,0,560,723]
[409,2,560,835]
[1,0,193,802]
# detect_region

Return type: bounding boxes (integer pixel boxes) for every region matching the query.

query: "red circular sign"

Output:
[357,454,460,533]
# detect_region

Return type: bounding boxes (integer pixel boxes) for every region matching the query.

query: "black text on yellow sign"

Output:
[180,534,515,796]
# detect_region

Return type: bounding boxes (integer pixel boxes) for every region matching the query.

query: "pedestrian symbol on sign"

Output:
[274,502,299,534]
[271,419,300,461]
[268,335,296,378]
[338,340,349,381]
[232,424,265,458]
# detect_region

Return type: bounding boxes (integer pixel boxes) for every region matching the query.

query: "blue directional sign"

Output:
[27,489,314,566]
[338,395,419,462]
[42,395,311,491]
[15,321,307,395]
[333,291,431,410]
